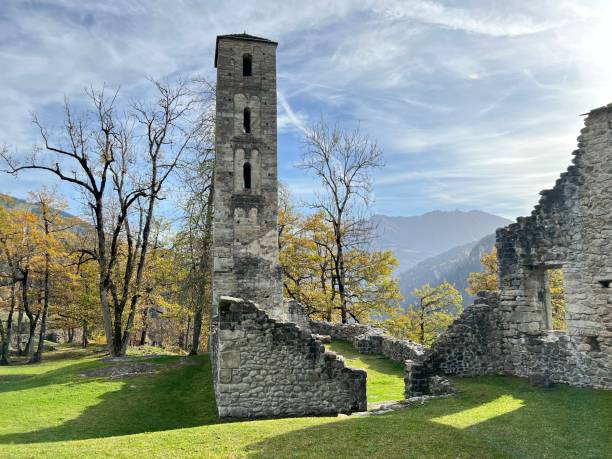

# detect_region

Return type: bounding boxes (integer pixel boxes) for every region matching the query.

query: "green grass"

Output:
[326,339,405,403]
[0,343,610,458]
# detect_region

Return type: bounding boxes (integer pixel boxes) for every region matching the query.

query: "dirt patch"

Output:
[81,362,160,379]
[177,356,200,366]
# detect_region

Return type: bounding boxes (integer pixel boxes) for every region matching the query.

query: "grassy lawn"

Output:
[326,339,405,403]
[0,343,610,458]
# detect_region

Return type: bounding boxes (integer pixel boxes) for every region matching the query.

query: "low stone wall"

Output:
[405,290,612,395]
[211,297,367,418]
[309,321,375,343]
[426,291,502,377]
[309,320,428,364]
[404,291,502,395]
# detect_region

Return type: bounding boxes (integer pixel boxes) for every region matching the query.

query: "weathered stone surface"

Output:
[310,320,428,364]
[210,34,367,419]
[407,106,612,394]
[212,33,283,319]
[212,297,367,418]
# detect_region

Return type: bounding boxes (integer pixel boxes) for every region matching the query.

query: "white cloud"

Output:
[375,0,559,37]
[1,0,612,220]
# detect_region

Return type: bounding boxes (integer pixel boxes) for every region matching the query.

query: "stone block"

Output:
[220,351,241,369]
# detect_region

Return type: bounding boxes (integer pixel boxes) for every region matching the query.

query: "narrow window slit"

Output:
[243,108,251,133]
[243,54,252,76]
[243,162,252,189]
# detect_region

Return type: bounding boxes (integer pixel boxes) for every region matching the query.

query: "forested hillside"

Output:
[399,234,496,308]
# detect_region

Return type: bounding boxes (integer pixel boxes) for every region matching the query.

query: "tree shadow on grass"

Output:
[0,359,108,395]
[0,355,219,444]
[246,376,612,459]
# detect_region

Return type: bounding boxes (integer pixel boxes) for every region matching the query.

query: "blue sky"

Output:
[1,0,612,220]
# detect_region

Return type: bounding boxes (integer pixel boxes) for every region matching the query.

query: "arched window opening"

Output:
[243,107,251,134]
[243,54,252,77]
[243,162,252,189]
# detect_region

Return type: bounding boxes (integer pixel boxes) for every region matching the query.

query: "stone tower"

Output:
[209,34,367,419]
[212,33,283,319]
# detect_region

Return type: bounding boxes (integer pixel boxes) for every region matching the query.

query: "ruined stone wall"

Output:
[310,320,428,364]
[284,299,312,333]
[408,106,612,392]
[213,297,367,418]
[404,292,502,395]
[495,105,612,388]
[424,291,503,377]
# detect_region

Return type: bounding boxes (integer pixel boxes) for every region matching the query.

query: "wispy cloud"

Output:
[1,0,611,220]
[375,0,559,37]
[277,91,308,133]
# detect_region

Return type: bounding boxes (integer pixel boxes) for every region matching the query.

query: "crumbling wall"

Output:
[310,320,428,364]
[404,291,502,395]
[212,297,367,418]
[408,105,612,393]
[495,105,612,388]
[422,291,502,377]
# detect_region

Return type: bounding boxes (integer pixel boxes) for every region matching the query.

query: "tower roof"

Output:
[215,33,277,67]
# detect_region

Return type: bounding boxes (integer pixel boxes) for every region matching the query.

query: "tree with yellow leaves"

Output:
[466,247,499,295]
[385,280,462,345]
[279,194,401,323]
[0,206,48,362]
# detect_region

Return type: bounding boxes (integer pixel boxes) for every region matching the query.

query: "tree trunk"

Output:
[419,300,425,344]
[336,244,348,323]
[190,185,214,355]
[190,303,203,355]
[0,326,8,365]
[32,251,51,363]
[16,306,25,356]
[82,324,88,348]
[113,305,124,356]
[0,317,8,365]
[0,284,16,365]
[185,315,192,353]
[20,272,39,363]
[139,308,148,346]
[26,319,37,362]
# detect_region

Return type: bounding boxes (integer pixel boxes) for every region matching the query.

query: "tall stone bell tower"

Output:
[212,33,283,319]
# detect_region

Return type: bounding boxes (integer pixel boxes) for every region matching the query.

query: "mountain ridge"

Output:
[398,233,496,307]
[371,209,511,270]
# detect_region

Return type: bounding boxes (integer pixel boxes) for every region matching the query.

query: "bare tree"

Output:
[174,77,215,355]
[300,118,383,323]
[2,80,201,357]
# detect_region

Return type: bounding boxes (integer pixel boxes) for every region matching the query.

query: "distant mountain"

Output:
[0,193,30,210]
[0,193,85,229]
[371,210,511,271]
[399,233,496,308]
